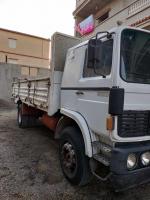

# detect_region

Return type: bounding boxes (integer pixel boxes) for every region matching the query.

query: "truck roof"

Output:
[69,26,150,50]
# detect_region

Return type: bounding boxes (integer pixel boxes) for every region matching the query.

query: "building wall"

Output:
[0,28,50,68]
[74,0,150,39]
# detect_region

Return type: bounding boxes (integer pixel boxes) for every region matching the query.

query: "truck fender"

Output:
[55,108,92,157]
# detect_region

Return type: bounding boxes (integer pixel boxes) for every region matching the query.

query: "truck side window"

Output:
[83,39,113,77]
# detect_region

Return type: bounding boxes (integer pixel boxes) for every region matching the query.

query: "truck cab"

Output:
[61,26,150,190]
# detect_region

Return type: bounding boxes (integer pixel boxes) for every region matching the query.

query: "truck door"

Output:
[76,38,114,138]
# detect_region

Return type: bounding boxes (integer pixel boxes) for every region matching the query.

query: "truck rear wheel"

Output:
[17,104,39,128]
[17,104,29,128]
[59,126,92,186]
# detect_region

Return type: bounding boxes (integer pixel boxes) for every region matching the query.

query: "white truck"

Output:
[12,26,150,191]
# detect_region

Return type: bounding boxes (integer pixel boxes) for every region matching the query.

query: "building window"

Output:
[8,38,17,49]
[97,11,109,24]
[21,67,38,77]
[30,68,38,77]
[21,66,29,76]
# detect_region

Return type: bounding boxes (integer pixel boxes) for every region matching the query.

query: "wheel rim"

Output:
[61,142,77,178]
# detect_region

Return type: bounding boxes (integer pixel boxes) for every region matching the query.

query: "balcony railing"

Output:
[128,0,150,17]
[76,0,86,8]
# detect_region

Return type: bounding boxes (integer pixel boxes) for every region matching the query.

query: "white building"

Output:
[73,0,150,39]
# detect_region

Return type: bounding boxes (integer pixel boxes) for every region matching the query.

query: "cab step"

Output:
[93,154,110,166]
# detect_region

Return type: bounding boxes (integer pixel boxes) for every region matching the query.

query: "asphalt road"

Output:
[0,100,150,200]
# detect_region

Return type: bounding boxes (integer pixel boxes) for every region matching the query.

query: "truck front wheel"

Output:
[59,126,92,186]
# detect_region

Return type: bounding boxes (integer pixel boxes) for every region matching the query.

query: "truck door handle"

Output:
[76,91,84,95]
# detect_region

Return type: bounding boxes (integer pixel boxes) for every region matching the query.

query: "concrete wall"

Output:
[0,63,50,101]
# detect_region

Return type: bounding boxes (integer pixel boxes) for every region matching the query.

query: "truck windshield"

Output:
[120,29,150,84]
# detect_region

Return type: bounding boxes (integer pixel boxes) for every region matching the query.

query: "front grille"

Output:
[118,111,150,137]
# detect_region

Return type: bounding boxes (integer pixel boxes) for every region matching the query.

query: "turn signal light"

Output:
[106,116,114,131]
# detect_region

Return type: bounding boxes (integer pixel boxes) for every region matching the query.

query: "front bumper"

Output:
[110,141,150,191]
[111,167,150,191]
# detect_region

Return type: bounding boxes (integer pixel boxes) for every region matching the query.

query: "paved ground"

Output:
[1,100,150,200]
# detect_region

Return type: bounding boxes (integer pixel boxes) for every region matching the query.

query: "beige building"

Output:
[73,0,150,39]
[0,28,50,76]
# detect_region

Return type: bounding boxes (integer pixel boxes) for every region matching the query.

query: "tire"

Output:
[59,126,92,186]
[17,104,29,128]
[17,104,41,128]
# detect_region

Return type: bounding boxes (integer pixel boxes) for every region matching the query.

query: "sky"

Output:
[0,0,75,39]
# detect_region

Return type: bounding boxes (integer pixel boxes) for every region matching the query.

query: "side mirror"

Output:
[87,39,102,68]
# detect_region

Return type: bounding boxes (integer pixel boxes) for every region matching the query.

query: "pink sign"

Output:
[76,15,94,36]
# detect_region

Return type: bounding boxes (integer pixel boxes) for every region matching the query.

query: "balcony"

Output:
[76,0,86,8]
[128,0,150,17]
[76,0,150,39]
[73,0,111,18]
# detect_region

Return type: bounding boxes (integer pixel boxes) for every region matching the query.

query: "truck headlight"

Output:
[141,152,150,166]
[127,154,137,170]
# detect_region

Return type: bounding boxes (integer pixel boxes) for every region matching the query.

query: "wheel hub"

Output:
[61,142,77,178]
